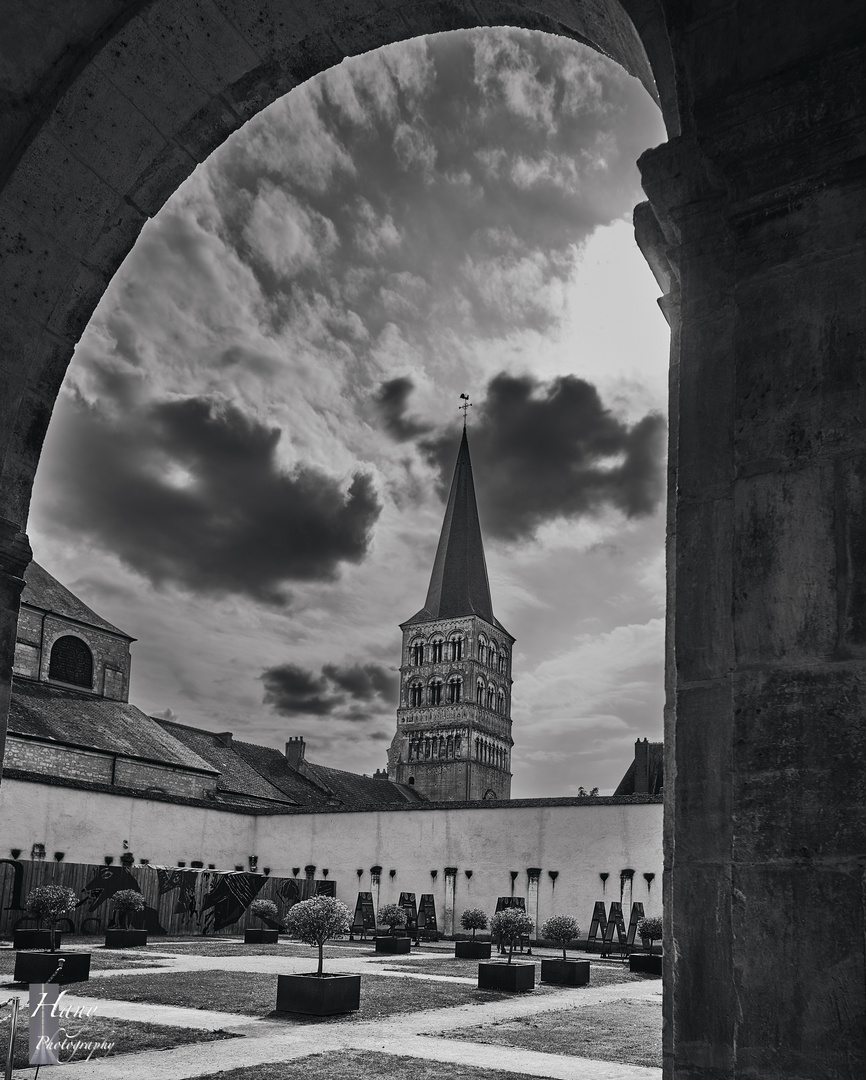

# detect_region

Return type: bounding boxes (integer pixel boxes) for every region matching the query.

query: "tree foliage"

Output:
[637,915,663,943]
[490,908,534,963]
[377,903,407,931]
[25,885,78,951]
[460,908,488,937]
[540,914,581,960]
[111,888,145,929]
[284,896,352,976]
[249,898,279,925]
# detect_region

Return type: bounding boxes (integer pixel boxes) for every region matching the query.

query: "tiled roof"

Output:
[231,741,336,806]
[300,760,424,806]
[21,561,133,639]
[9,679,216,773]
[154,720,296,806]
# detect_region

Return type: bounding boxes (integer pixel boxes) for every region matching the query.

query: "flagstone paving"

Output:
[8,944,662,1079]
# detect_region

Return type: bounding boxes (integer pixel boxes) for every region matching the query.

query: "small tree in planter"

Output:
[539,914,589,986]
[375,903,410,953]
[14,886,90,985]
[277,896,359,1015]
[246,898,280,944]
[479,908,536,992]
[631,915,663,975]
[456,909,490,959]
[105,889,148,948]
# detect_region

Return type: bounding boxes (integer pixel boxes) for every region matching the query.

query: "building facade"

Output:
[388,429,514,801]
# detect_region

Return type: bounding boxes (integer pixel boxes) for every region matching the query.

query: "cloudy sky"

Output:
[29,29,669,797]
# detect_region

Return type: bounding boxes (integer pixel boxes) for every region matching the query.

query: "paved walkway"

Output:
[8,945,662,1080]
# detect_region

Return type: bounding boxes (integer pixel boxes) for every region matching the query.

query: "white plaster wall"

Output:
[0,779,662,933]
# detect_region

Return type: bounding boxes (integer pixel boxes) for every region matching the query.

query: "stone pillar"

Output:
[640,38,866,1072]
[0,519,31,789]
[526,868,541,940]
[443,866,457,937]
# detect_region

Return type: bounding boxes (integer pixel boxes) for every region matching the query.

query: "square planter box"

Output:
[276,973,361,1015]
[540,958,590,986]
[13,930,62,951]
[375,936,411,953]
[478,960,536,992]
[244,929,280,944]
[105,929,148,948]
[14,951,91,985]
[629,953,663,976]
[455,940,491,960]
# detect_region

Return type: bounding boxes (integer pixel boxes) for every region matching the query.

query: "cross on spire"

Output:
[459,393,472,428]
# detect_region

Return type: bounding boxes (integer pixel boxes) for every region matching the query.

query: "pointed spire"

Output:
[421,428,494,624]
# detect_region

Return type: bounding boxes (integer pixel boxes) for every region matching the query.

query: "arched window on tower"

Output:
[488,643,498,670]
[48,636,93,689]
[448,676,462,703]
[476,679,485,704]
[486,684,496,709]
[430,637,444,663]
[447,734,453,757]
[498,648,508,674]
[429,678,443,706]
[411,640,425,665]
[454,734,462,757]
[498,689,506,714]
[448,634,463,661]
[477,635,487,666]
[410,682,423,707]
[439,736,446,758]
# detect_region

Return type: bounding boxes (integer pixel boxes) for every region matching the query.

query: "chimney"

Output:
[285,736,306,769]
[634,738,649,794]
[216,732,232,747]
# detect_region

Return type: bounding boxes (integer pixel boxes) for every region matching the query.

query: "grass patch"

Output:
[378,957,646,987]
[439,999,662,1068]
[196,1049,541,1080]
[152,941,372,958]
[0,1013,240,1069]
[71,969,541,1021]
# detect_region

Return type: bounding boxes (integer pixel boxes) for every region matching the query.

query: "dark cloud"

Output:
[374,378,432,442]
[261,661,397,719]
[421,373,666,541]
[42,394,381,602]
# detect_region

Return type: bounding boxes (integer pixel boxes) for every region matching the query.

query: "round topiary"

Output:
[249,898,279,926]
[25,885,78,951]
[284,896,352,976]
[377,903,407,934]
[460,908,488,938]
[111,888,145,929]
[490,908,534,963]
[637,915,663,944]
[540,914,581,960]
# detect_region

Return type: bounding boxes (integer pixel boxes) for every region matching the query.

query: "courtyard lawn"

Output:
[151,940,372,958]
[3,1015,240,1069]
[70,969,546,1021]
[438,999,663,1068]
[379,957,646,986]
[195,1051,540,1080]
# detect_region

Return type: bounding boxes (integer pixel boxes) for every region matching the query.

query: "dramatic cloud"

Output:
[41,394,381,602]
[420,372,666,540]
[261,661,397,719]
[374,378,433,442]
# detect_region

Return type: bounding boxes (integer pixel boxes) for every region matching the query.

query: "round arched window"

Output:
[48,636,93,688]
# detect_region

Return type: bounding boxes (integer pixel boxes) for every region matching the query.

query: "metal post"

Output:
[4,997,19,1080]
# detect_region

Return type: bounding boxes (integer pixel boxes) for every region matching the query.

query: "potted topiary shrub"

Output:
[276,895,359,1015]
[630,915,663,975]
[375,903,411,953]
[245,898,280,944]
[105,889,148,948]
[539,914,589,986]
[455,909,491,959]
[14,885,90,985]
[478,908,536,992]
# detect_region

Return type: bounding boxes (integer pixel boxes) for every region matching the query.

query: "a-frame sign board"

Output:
[601,901,628,957]
[586,901,608,952]
[417,894,438,940]
[350,892,376,940]
[625,901,645,950]
[399,892,418,937]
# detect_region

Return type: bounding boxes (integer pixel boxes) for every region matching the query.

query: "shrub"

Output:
[637,915,663,944]
[460,908,488,938]
[25,885,78,951]
[111,889,145,929]
[284,896,352,976]
[490,908,534,963]
[540,914,581,960]
[377,903,407,934]
[249,898,279,926]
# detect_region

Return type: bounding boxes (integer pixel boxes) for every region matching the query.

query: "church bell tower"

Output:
[387,424,514,801]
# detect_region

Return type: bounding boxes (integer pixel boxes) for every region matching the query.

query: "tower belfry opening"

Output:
[387,426,514,801]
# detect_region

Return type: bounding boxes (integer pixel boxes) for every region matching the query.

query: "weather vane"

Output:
[459,393,472,428]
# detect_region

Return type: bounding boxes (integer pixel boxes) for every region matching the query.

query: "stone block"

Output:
[731,665,866,864]
[329,8,417,59]
[208,0,323,56]
[127,142,197,219]
[0,217,80,329]
[397,0,483,38]
[732,466,837,664]
[142,0,260,95]
[175,96,242,165]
